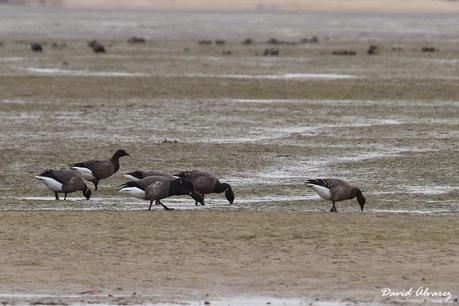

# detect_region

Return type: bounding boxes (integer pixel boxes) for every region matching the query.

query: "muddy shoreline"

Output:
[0,211,458,305]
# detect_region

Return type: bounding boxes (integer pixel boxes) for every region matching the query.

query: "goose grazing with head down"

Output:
[305,178,366,212]
[124,170,173,181]
[70,149,130,190]
[174,170,234,205]
[119,176,204,210]
[35,170,91,200]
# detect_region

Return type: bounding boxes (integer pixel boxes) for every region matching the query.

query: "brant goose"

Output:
[30,42,43,52]
[119,176,204,210]
[124,170,173,181]
[35,170,91,200]
[70,149,130,190]
[174,170,234,205]
[305,178,366,212]
[88,40,106,53]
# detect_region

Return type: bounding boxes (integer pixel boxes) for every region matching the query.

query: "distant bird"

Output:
[119,176,204,210]
[124,170,173,181]
[127,36,146,44]
[35,169,91,200]
[70,149,130,190]
[88,40,106,53]
[305,178,366,212]
[174,170,234,205]
[30,42,43,52]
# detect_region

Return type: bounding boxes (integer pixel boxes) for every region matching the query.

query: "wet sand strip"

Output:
[0,211,458,304]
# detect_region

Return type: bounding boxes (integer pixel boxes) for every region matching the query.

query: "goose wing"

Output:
[71,160,114,180]
[306,178,346,189]
[125,170,172,181]
[174,170,195,180]
[62,175,85,193]
[37,170,65,184]
[145,180,170,200]
[49,170,78,185]
[194,175,217,194]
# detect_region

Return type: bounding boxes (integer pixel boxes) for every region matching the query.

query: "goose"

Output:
[124,170,173,181]
[30,42,43,52]
[174,170,234,205]
[88,40,106,53]
[35,170,91,200]
[70,149,130,190]
[305,178,366,212]
[119,176,204,210]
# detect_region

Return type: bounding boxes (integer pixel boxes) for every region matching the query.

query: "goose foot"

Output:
[330,202,337,212]
[158,201,174,211]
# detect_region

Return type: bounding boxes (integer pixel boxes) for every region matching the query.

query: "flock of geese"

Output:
[35,149,366,212]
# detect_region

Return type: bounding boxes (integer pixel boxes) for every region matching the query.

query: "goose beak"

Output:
[358,196,366,211]
[225,188,235,204]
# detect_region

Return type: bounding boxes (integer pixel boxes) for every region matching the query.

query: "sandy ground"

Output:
[1,211,458,305]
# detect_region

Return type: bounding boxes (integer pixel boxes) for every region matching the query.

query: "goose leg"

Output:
[148,200,154,211]
[158,201,174,211]
[194,194,205,206]
[93,180,98,191]
[330,201,337,212]
[64,192,68,200]
[155,200,160,205]
[54,192,60,200]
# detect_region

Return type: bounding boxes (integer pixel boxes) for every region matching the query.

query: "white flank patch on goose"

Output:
[35,176,63,192]
[70,167,96,180]
[308,184,332,200]
[123,174,141,181]
[119,187,146,199]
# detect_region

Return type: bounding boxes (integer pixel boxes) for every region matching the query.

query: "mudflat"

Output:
[0,6,458,305]
[1,211,458,304]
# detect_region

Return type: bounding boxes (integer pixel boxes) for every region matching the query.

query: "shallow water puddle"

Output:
[186,73,358,80]
[20,68,356,80]
[0,57,25,62]
[370,209,455,214]
[0,294,351,306]
[12,195,316,204]
[7,195,456,214]
[403,185,459,195]
[228,98,459,108]
[23,67,148,77]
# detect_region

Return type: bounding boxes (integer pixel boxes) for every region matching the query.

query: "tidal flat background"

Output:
[0,5,458,305]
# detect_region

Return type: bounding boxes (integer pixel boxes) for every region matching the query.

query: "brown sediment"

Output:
[0,211,458,304]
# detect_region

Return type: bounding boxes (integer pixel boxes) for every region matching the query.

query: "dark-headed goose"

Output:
[88,40,106,53]
[124,170,173,181]
[119,176,204,210]
[30,42,43,52]
[305,178,366,212]
[174,170,234,205]
[35,170,91,200]
[70,149,130,190]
